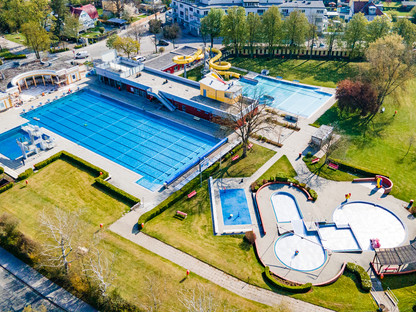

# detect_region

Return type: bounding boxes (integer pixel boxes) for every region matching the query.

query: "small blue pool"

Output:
[219,189,251,226]
[238,76,332,118]
[0,127,30,160]
[22,90,221,190]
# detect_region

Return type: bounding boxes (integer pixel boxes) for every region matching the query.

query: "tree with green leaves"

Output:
[393,18,416,46]
[113,36,140,58]
[261,6,283,57]
[326,18,344,58]
[221,7,246,56]
[364,34,416,120]
[63,14,82,42]
[163,23,181,47]
[367,15,391,43]
[343,12,368,57]
[282,10,309,52]
[50,0,68,39]
[1,0,49,32]
[200,8,225,49]
[410,6,416,24]
[307,15,319,58]
[246,12,262,58]
[149,18,162,53]
[21,21,51,60]
[106,34,118,49]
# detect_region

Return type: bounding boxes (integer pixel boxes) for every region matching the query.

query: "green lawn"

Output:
[81,31,101,38]
[259,155,297,180]
[382,273,416,312]
[228,57,360,88]
[303,157,359,182]
[0,159,277,311]
[5,33,26,45]
[312,78,416,201]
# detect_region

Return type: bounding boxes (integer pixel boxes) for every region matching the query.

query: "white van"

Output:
[75,51,89,59]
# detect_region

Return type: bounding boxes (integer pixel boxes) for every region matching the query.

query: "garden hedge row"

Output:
[17,168,33,181]
[49,48,69,54]
[33,151,139,205]
[138,162,220,228]
[3,54,26,60]
[264,266,312,293]
[329,158,387,178]
[0,167,3,175]
[0,182,13,194]
[251,134,283,148]
[345,262,372,292]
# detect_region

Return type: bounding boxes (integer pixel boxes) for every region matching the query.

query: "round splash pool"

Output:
[274,233,327,272]
[333,201,406,251]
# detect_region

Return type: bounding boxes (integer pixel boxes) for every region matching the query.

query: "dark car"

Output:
[157,40,169,46]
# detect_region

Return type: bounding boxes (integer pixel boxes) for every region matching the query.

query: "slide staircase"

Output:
[148,90,176,112]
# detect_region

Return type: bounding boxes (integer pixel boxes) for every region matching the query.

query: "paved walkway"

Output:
[109,219,330,311]
[0,247,95,312]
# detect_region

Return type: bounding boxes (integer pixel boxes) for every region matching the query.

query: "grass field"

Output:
[312,78,416,201]
[228,58,359,88]
[382,273,416,312]
[259,155,297,180]
[0,159,279,311]
[5,33,26,45]
[303,157,359,181]
[143,152,376,311]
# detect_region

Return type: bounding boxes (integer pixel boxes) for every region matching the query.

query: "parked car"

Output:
[132,55,146,62]
[75,51,89,59]
[157,40,169,46]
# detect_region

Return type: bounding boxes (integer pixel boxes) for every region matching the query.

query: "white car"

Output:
[75,51,89,59]
[132,55,146,62]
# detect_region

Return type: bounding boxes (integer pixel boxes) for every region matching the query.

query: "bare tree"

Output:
[322,131,340,164]
[39,208,81,273]
[403,135,415,160]
[128,24,145,43]
[179,285,218,312]
[83,244,116,297]
[141,275,165,312]
[220,95,276,158]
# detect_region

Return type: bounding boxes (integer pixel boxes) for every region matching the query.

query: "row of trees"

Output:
[200,7,416,58]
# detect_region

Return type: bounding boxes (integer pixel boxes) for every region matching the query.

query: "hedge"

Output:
[251,134,283,148]
[0,167,3,175]
[94,178,139,206]
[3,54,26,60]
[33,151,139,205]
[329,158,387,178]
[345,262,372,292]
[17,168,33,181]
[49,48,69,54]
[264,266,312,293]
[74,44,83,49]
[138,162,220,228]
[0,182,13,194]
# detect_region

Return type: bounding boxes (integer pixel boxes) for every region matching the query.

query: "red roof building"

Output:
[70,4,99,20]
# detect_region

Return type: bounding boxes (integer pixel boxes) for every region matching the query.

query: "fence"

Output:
[224,47,355,59]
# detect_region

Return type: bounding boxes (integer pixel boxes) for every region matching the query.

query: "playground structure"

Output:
[172,47,241,79]
[17,124,55,159]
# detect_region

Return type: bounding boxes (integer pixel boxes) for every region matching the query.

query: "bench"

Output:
[248,143,253,150]
[193,116,201,121]
[328,162,339,170]
[311,158,320,164]
[176,211,188,219]
[187,190,197,199]
[232,154,240,161]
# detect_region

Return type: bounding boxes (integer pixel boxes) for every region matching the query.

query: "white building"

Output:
[171,0,327,35]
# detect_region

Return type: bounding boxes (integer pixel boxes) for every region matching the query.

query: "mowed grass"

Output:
[0,159,278,311]
[313,79,416,201]
[144,152,376,311]
[5,33,26,45]
[228,57,360,88]
[259,155,297,180]
[303,157,359,181]
[382,273,416,312]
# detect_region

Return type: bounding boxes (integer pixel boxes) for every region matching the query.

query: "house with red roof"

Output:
[70,4,99,31]
[347,0,385,21]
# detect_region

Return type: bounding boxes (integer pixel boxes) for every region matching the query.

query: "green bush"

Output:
[264,267,312,293]
[74,44,83,49]
[345,262,372,292]
[94,178,139,206]
[34,152,63,170]
[3,54,26,59]
[275,175,288,182]
[0,182,13,194]
[0,167,4,175]
[306,151,312,158]
[309,189,318,201]
[329,158,386,178]
[287,177,299,185]
[49,48,69,54]
[138,162,220,228]
[223,143,243,161]
[17,168,33,181]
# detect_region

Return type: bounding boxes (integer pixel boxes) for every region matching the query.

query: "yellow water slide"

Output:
[208,48,240,79]
[172,48,204,64]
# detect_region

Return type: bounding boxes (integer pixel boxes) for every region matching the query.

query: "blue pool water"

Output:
[0,127,30,160]
[219,189,251,226]
[238,76,332,118]
[23,90,220,189]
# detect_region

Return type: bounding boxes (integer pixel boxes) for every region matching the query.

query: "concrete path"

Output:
[109,218,331,312]
[0,247,96,312]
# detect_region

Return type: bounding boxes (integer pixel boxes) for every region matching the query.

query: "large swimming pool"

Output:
[23,90,220,190]
[238,76,332,118]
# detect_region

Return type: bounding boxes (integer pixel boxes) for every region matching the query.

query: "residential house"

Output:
[70,4,99,31]
[342,0,385,21]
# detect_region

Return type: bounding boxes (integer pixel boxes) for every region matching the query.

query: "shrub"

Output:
[299,182,306,188]
[287,177,299,185]
[138,162,220,228]
[244,231,256,245]
[17,168,33,181]
[264,267,312,293]
[0,167,3,174]
[306,151,312,158]
[49,48,69,54]
[345,262,372,292]
[250,181,257,192]
[159,47,165,53]
[74,44,83,49]
[0,182,13,194]
[3,54,26,59]
[275,175,288,182]
[94,178,139,206]
[99,27,105,34]
[309,189,318,201]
